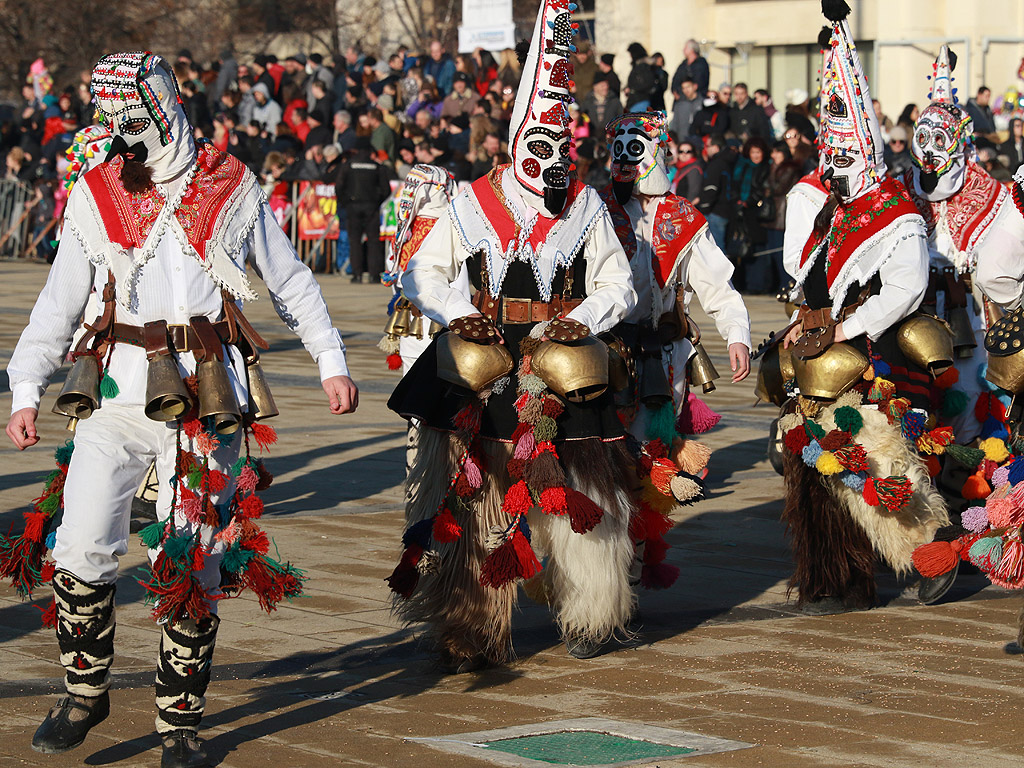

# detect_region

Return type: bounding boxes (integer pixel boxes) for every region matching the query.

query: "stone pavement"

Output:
[1,259,1023,768]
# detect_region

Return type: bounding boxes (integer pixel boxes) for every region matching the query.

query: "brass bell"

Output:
[246,358,279,421]
[392,300,413,337]
[531,336,610,403]
[947,305,976,359]
[52,354,101,421]
[196,360,241,435]
[638,355,672,405]
[791,342,870,401]
[985,299,1005,329]
[896,314,954,378]
[606,338,630,392]
[426,319,444,339]
[144,354,193,422]
[754,343,795,406]
[436,332,514,392]
[408,314,425,340]
[383,305,405,338]
[688,341,720,394]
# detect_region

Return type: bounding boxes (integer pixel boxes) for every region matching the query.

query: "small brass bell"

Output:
[392,301,413,337]
[197,360,241,435]
[408,314,425,340]
[947,304,976,359]
[426,318,444,339]
[985,299,1005,329]
[145,354,193,422]
[688,342,720,394]
[638,356,672,405]
[52,355,101,421]
[383,306,403,338]
[246,358,279,420]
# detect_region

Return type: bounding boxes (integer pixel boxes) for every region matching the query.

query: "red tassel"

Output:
[22,512,48,543]
[784,427,811,454]
[819,429,852,452]
[480,538,521,588]
[239,494,264,519]
[37,597,57,628]
[502,480,533,516]
[933,367,959,389]
[255,461,274,490]
[834,444,868,473]
[509,527,541,580]
[432,508,462,543]
[507,458,527,480]
[510,422,532,445]
[640,562,679,589]
[182,417,202,440]
[250,423,278,452]
[912,539,962,578]
[455,472,475,498]
[141,552,217,624]
[202,470,228,494]
[925,455,941,478]
[646,438,668,459]
[539,486,568,515]
[386,353,403,370]
[541,397,564,418]
[564,488,604,534]
[642,534,670,565]
[386,561,420,598]
[630,502,673,542]
[962,470,991,501]
[240,529,270,554]
[862,477,879,506]
[237,555,305,612]
[676,393,721,434]
[453,404,482,434]
[874,476,914,512]
[648,459,677,496]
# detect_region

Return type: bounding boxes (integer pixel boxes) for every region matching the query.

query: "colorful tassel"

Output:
[431,508,462,543]
[912,539,963,577]
[676,392,720,434]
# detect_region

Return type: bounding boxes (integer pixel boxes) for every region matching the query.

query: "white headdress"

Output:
[911,45,972,199]
[91,52,196,183]
[817,0,885,201]
[508,0,579,217]
[387,164,456,276]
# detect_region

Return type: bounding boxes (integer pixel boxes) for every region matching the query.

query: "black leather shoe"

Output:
[31,692,109,754]
[566,636,611,659]
[161,729,209,768]
[918,561,959,605]
[800,597,857,616]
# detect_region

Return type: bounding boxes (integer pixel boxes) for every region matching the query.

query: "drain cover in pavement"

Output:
[408,717,753,767]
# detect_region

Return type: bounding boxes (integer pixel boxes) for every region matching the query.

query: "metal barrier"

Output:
[0,179,36,258]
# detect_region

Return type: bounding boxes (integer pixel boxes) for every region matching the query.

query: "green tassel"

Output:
[832,406,863,436]
[54,440,75,466]
[139,521,165,549]
[945,443,986,469]
[99,372,119,400]
[186,469,204,490]
[37,493,60,515]
[645,400,678,448]
[222,544,255,574]
[230,457,246,476]
[804,418,827,440]
[162,534,193,562]
[941,389,970,419]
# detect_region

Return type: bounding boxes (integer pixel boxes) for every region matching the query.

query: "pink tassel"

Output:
[464,456,482,489]
[514,430,536,460]
[676,392,721,435]
[180,496,204,525]
[237,465,259,494]
[214,519,242,545]
[993,538,1024,588]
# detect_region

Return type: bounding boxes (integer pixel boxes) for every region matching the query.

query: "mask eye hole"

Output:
[915,128,930,147]
[558,141,570,157]
[121,118,151,136]
[933,131,949,150]
[832,154,854,169]
[527,140,553,160]
[627,139,644,157]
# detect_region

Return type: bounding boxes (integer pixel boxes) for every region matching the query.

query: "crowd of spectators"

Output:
[3,42,1024,289]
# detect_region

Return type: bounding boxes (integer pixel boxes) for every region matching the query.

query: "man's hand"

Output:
[729,343,751,383]
[782,324,803,349]
[833,321,848,344]
[6,408,40,450]
[322,376,359,414]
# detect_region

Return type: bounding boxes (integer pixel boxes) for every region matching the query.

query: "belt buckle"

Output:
[503,297,532,324]
[168,324,189,353]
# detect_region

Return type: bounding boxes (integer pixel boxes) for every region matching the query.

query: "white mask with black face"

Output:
[606,112,670,205]
[910,105,971,201]
[91,52,196,184]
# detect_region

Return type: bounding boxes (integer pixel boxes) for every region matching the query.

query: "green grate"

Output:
[482,730,695,765]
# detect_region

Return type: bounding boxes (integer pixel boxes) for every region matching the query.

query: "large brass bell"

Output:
[197,360,242,435]
[638,355,672,405]
[791,342,869,401]
[145,354,193,422]
[897,314,955,378]
[985,299,1005,329]
[688,342,719,393]
[947,305,976,359]
[246,357,279,420]
[52,354,101,421]
[531,336,610,403]
[754,343,795,406]
[436,332,514,392]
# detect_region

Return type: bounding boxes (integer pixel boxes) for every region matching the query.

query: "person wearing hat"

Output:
[884,125,912,177]
[305,108,332,149]
[440,72,480,119]
[598,53,620,99]
[573,40,598,99]
[579,73,623,138]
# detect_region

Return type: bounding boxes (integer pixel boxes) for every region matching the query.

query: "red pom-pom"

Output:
[22,511,48,544]
[862,477,879,506]
[502,480,533,516]
[642,534,670,565]
[933,367,960,389]
[834,444,869,473]
[239,494,264,519]
[453,404,482,434]
[784,426,811,454]
[648,459,677,495]
[646,438,668,459]
[432,508,462,543]
[962,470,991,501]
[37,597,57,628]
[240,529,270,554]
[564,488,604,534]
[912,539,962,577]
[507,458,527,480]
[455,472,475,498]
[875,476,914,511]
[819,429,852,452]
[250,423,278,451]
[386,353,403,370]
[202,469,228,494]
[925,455,941,478]
[540,486,568,515]
[541,397,564,418]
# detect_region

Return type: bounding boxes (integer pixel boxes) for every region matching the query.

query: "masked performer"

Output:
[776,1,950,615]
[387,0,640,668]
[597,111,751,585]
[379,165,463,374]
[3,52,357,768]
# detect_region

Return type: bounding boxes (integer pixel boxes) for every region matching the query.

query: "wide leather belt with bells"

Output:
[109,321,233,353]
[476,294,584,325]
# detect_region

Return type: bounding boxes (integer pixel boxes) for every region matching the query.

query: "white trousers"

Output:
[52,404,241,605]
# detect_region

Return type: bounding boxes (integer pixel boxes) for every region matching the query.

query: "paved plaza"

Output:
[1,259,1023,768]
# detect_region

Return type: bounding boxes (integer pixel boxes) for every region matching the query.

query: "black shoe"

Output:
[349,275,360,283]
[566,636,611,659]
[161,729,209,768]
[918,560,959,605]
[800,597,857,616]
[31,692,110,754]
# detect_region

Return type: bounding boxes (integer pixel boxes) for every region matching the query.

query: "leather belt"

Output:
[110,321,232,353]
[475,293,584,324]
[798,300,862,331]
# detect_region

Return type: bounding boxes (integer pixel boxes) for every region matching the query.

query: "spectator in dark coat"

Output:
[649,53,669,112]
[691,91,731,138]
[966,87,997,138]
[696,134,736,251]
[883,125,912,177]
[668,139,702,201]
[423,40,457,96]
[670,77,701,140]
[579,75,623,138]
[625,43,656,111]
[729,83,771,141]
[1000,117,1024,173]
[335,137,393,282]
[597,54,621,99]
[671,39,710,101]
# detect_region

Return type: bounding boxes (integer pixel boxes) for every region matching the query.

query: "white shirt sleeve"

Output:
[681,230,752,349]
[7,235,96,413]
[974,201,1024,309]
[783,187,823,280]
[246,202,350,380]
[402,214,480,326]
[564,209,637,334]
[841,228,929,342]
